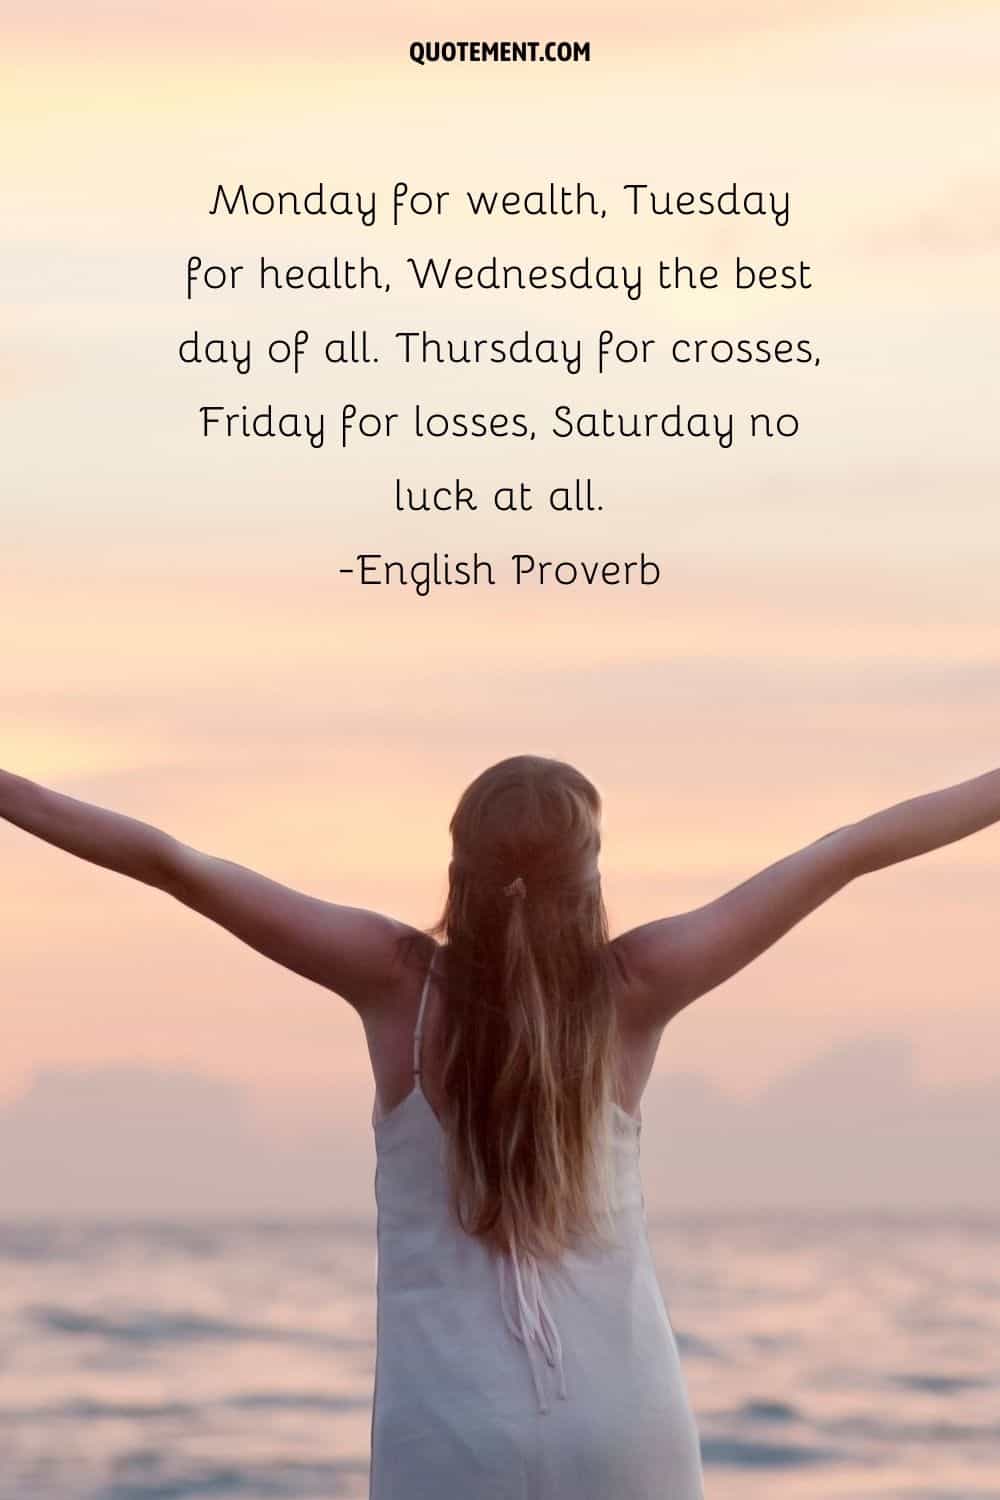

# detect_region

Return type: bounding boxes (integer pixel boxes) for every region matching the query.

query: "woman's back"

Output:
[369,948,705,1499]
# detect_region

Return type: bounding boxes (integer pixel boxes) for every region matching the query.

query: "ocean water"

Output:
[2,1214,998,1499]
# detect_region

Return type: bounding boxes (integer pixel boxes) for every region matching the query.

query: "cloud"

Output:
[640,1035,1000,1212]
[0,1066,374,1219]
[2,1039,997,1219]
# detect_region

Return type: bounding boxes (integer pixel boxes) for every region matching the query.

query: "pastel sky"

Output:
[2,1,998,1201]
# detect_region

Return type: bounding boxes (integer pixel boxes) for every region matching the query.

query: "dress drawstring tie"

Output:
[497,1246,568,1414]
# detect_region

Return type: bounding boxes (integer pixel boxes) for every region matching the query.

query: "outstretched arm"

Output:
[0,769,414,1011]
[615,765,1000,1030]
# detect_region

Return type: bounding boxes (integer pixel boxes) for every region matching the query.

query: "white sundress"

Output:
[369,949,705,1499]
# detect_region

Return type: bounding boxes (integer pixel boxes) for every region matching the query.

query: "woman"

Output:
[3,752,999,1498]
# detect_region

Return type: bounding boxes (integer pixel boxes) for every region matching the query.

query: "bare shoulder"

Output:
[316,915,436,1020]
[609,923,685,1036]
[370,925,438,1005]
[607,829,863,1032]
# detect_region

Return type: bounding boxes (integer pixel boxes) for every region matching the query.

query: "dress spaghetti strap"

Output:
[412,947,435,1086]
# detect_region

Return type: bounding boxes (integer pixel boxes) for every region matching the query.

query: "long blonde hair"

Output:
[406,755,625,1264]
